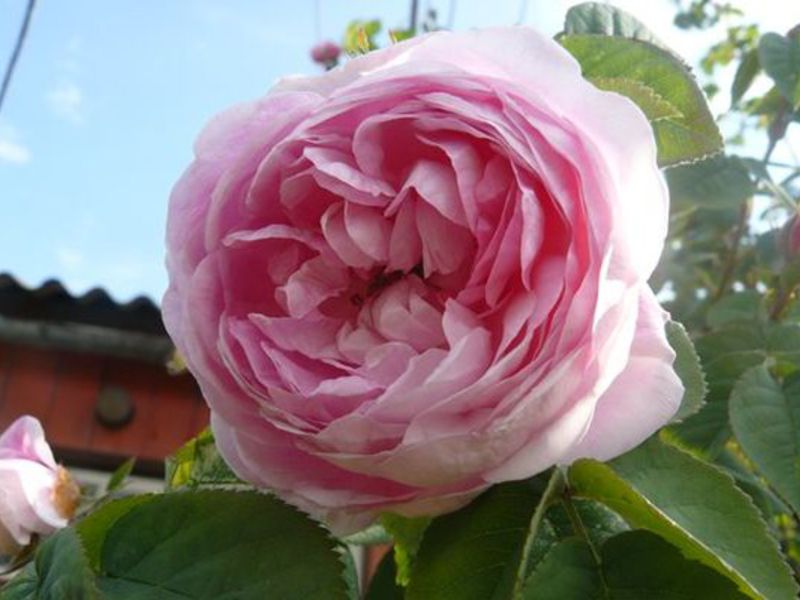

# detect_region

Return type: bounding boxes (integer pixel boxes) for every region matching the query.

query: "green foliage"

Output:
[0,529,97,600]
[568,438,798,599]
[559,34,723,166]
[666,321,708,421]
[563,2,665,48]
[666,154,755,212]
[380,514,430,586]
[522,531,748,599]
[164,428,241,489]
[759,32,800,108]
[76,495,153,571]
[730,366,800,513]
[343,19,382,54]
[407,471,564,600]
[105,457,136,493]
[95,491,348,599]
[731,48,760,105]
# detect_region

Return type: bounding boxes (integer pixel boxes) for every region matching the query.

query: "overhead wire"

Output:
[0,0,37,115]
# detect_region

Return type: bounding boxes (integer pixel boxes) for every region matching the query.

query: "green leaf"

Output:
[106,457,136,493]
[568,438,797,599]
[380,514,430,586]
[545,499,628,548]
[1,528,98,600]
[759,32,800,107]
[731,49,761,106]
[666,155,755,212]
[365,552,404,600]
[730,366,800,513]
[164,428,241,489]
[666,400,731,458]
[406,471,564,600]
[522,531,748,599]
[521,538,600,599]
[559,34,722,166]
[343,19,382,54]
[563,2,664,48]
[95,491,348,599]
[76,494,153,571]
[706,291,765,329]
[589,77,682,121]
[666,321,707,421]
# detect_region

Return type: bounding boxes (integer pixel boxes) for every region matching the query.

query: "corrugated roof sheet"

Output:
[0,273,164,335]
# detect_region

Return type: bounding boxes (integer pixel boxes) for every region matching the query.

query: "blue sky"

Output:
[1,0,798,302]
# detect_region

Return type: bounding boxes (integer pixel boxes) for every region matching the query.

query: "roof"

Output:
[0,273,164,335]
[0,273,172,363]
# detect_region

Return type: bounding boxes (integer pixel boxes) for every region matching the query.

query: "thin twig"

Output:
[712,200,751,301]
[0,0,36,115]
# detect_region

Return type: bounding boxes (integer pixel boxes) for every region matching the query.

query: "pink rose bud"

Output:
[0,416,79,555]
[164,27,682,534]
[310,40,341,68]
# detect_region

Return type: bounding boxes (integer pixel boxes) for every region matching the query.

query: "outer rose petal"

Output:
[0,417,70,548]
[561,287,684,463]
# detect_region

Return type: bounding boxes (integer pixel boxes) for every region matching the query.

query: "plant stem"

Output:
[512,469,565,599]
[713,200,751,301]
[561,486,611,598]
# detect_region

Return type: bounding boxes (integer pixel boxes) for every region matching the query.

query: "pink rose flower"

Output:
[164,27,683,533]
[310,40,341,68]
[0,416,79,555]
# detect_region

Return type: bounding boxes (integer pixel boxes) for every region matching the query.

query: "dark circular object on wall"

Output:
[95,385,135,429]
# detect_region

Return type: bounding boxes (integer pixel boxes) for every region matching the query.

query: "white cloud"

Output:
[0,139,31,165]
[47,81,85,124]
[56,246,85,271]
[0,124,31,165]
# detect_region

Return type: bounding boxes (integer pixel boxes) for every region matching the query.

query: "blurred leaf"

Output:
[106,457,136,493]
[569,438,797,599]
[343,19,381,54]
[560,35,723,166]
[730,366,800,513]
[667,321,708,421]
[666,155,755,211]
[731,48,761,106]
[563,2,665,49]
[389,28,414,43]
[706,291,765,328]
[759,32,800,107]
[95,491,348,599]
[380,514,430,586]
[407,471,564,600]
[164,428,241,489]
[522,531,748,599]
[2,528,98,600]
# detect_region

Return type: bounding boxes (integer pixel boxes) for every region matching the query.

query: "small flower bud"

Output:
[310,40,341,69]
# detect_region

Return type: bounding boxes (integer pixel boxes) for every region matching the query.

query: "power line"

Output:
[410,0,419,32]
[0,0,36,115]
